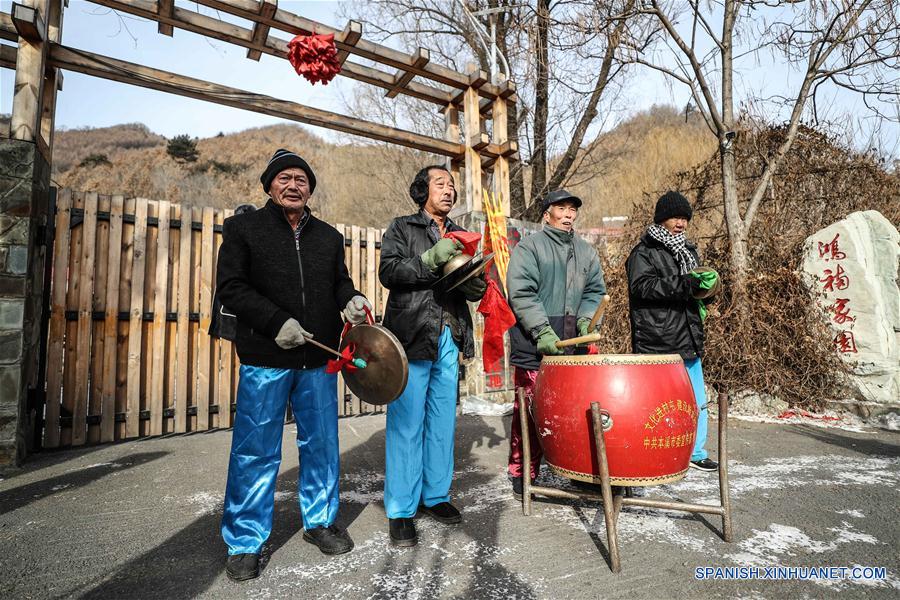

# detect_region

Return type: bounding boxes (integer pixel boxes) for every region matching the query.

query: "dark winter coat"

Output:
[506,226,606,371]
[625,231,705,360]
[215,200,360,370]
[378,211,475,361]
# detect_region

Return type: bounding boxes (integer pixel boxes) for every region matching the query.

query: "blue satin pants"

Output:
[384,327,459,518]
[685,357,709,461]
[221,365,339,555]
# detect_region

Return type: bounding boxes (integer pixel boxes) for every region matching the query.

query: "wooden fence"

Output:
[42,189,390,448]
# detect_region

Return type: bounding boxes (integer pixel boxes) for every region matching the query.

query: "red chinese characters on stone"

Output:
[818,233,847,262]
[833,330,858,354]
[829,298,855,325]
[820,264,849,292]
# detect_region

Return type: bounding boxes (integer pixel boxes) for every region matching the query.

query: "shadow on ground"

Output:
[0,452,168,517]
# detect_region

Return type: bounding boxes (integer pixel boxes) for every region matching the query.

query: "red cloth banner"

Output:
[443,231,481,256]
[477,279,517,374]
[287,33,342,85]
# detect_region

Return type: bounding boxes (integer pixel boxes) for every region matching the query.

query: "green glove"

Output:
[458,276,487,301]
[577,317,592,337]
[421,238,463,272]
[697,300,708,323]
[689,269,719,290]
[535,325,563,355]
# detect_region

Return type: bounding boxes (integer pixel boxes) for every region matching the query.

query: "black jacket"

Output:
[379,211,475,361]
[625,232,705,360]
[216,200,360,369]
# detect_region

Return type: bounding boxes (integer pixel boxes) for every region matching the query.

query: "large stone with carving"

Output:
[801,210,899,405]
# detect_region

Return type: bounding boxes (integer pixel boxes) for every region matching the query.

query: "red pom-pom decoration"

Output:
[287,33,341,85]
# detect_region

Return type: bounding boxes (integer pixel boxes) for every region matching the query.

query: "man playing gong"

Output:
[378,165,487,547]
[216,149,373,581]
[505,189,607,499]
[625,191,719,472]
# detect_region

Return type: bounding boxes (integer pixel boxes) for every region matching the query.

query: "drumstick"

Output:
[306,337,368,369]
[555,294,610,349]
[588,294,610,331]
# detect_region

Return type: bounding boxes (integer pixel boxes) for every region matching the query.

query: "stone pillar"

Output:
[0,139,51,467]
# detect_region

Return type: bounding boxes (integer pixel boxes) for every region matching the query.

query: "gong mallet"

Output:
[305,337,368,369]
[555,294,611,349]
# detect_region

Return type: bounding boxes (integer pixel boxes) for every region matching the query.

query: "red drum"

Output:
[533,354,698,486]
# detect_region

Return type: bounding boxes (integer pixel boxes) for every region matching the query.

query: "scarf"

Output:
[647,224,697,275]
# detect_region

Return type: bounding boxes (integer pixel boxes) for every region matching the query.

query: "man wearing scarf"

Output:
[506,189,607,499]
[216,149,373,581]
[378,165,487,547]
[626,191,719,473]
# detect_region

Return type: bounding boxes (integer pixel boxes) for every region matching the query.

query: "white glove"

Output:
[343,295,373,324]
[275,318,312,349]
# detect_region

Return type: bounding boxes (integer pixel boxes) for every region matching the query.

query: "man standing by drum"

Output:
[378,165,487,547]
[625,191,718,472]
[506,189,607,499]
[216,149,373,581]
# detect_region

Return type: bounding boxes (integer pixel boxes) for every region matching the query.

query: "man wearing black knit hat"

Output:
[626,191,720,474]
[216,149,373,580]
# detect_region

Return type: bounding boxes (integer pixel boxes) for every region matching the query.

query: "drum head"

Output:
[339,324,408,406]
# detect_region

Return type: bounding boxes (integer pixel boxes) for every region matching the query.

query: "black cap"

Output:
[542,189,583,213]
[260,149,317,194]
[653,191,693,223]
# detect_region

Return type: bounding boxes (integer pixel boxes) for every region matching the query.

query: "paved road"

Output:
[1,414,898,599]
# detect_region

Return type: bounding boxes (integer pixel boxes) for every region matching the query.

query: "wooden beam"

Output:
[12,2,44,41]
[335,19,361,67]
[468,68,488,90]
[40,0,63,160]
[469,132,489,152]
[157,0,173,36]
[0,11,17,41]
[385,47,428,99]
[444,103,460,194]
[0,42,17,68]
[246,0,276,61]
[47,43,464,157]
[11,1,48,147]
[463,85,483,213]
[190,0,506,99]
[87,0,455,106]
[491,89,511,217]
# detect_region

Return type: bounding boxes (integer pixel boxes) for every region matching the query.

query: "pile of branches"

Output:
[594,124,900,407]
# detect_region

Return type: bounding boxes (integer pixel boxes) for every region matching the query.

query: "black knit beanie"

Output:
[654,191,693,223]
[260,149,316,194]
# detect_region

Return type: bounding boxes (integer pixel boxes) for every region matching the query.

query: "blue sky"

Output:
[1,1,896,158]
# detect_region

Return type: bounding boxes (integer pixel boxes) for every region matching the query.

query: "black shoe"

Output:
[690,458,719,472]
[419,501,462,524]
[303,524,354,555]
[389,517,418,547]
[226,553,260,582]
[511,477,523,501]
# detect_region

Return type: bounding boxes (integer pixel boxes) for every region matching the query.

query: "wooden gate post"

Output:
[0,0,63,467]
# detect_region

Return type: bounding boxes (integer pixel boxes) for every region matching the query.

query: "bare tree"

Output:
[628,0,900,293]
[340,0,646,219]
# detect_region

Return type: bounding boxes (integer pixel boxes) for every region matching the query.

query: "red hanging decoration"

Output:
[477,279,517,375]
[326,342,360,374]
[287,33,342,85]
[443,231,482,256]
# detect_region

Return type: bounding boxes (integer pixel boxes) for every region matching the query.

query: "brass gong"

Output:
[339,324,408,406]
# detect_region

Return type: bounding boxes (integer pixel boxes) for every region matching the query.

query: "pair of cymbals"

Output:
[432,252,494,293]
